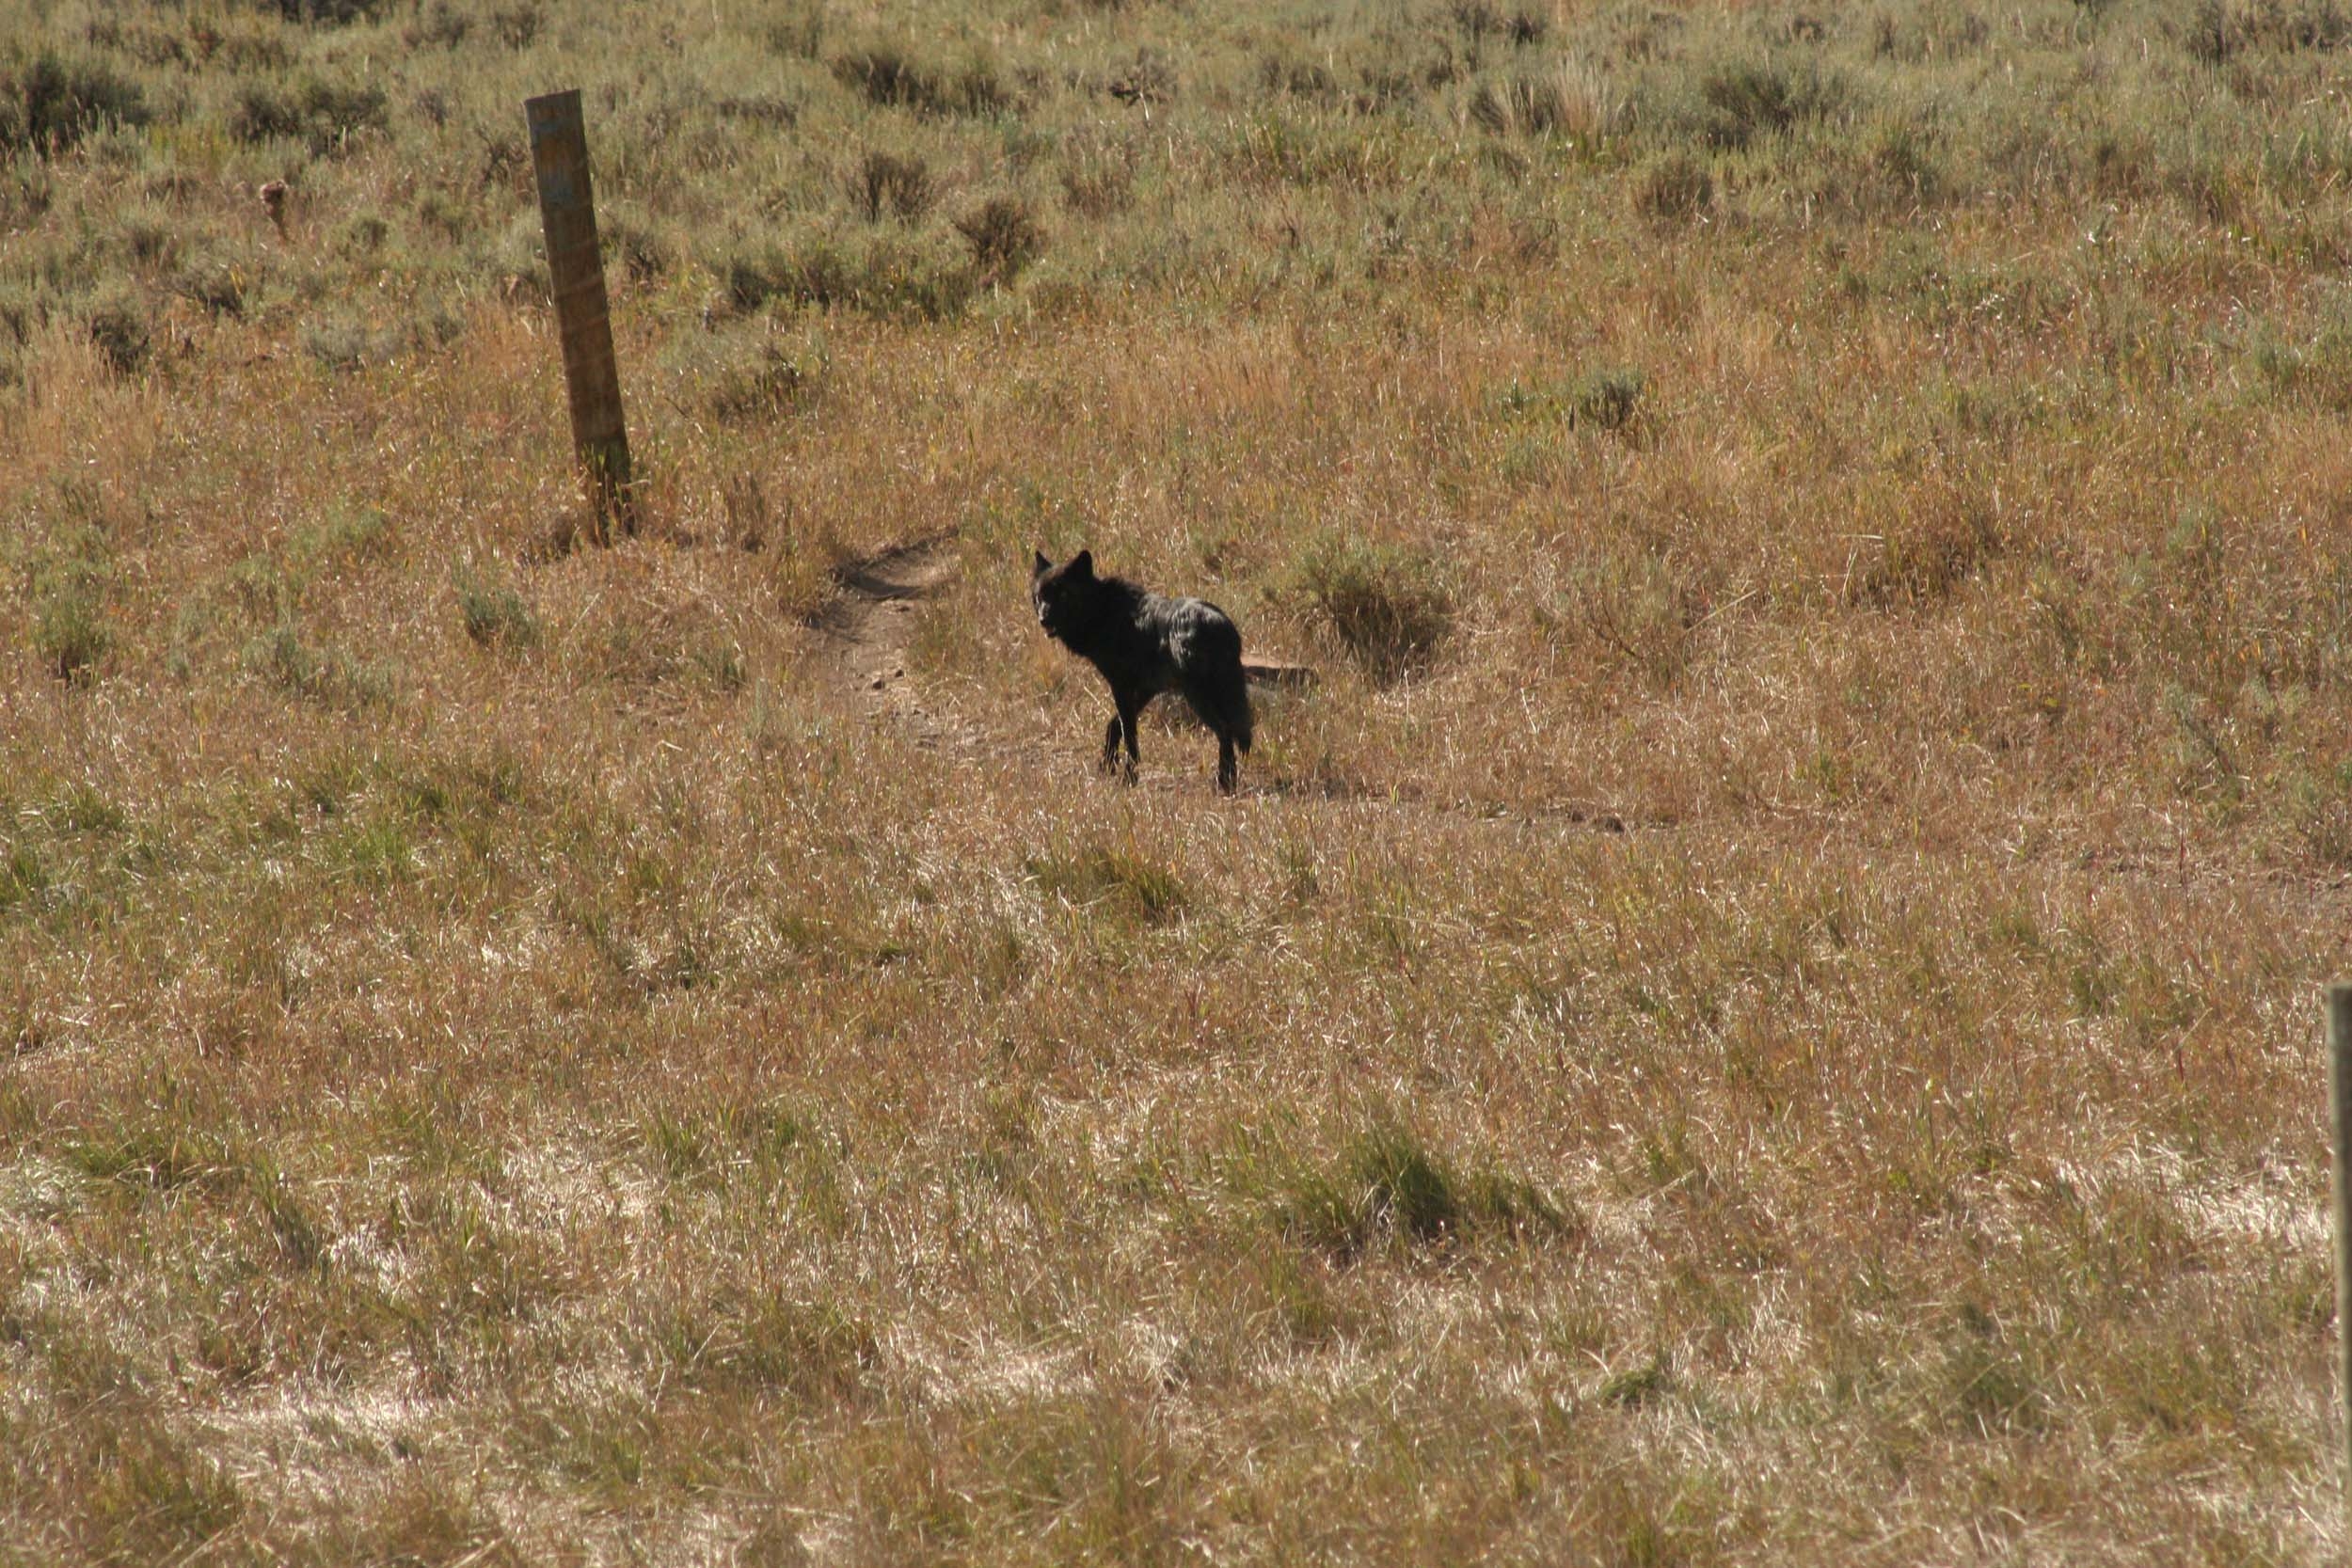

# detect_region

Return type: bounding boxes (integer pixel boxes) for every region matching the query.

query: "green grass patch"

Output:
[1025,841,1189,926]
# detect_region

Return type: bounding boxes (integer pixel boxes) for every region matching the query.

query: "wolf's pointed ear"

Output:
[1072,549,1093,577]
[1032,548,1051,575]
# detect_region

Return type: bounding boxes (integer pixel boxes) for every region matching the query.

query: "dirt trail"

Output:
[813,535,962,745]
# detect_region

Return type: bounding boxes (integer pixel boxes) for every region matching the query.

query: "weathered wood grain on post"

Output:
[525,88,633,539]
[1242,657,1315,688]
[2329,982,2352,1503]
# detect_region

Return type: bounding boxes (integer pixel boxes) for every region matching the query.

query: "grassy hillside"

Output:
[5,0,2352,1560]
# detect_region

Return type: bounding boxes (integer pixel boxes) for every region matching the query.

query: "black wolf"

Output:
[1030,548,1254,793]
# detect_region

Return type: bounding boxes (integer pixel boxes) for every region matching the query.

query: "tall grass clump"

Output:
[1256,1121,1569,1260]
[1470,75,1567,137]
[34,572,109,684]
[1287,536,1454,683]
[1682,56,1846,149]
[1471,61,1624,143]
[455,570,537,651]
[1059,131,1137,216]
[1025,841,1188,926]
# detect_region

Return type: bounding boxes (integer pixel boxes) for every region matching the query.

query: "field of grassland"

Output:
[13,0,2352,1560]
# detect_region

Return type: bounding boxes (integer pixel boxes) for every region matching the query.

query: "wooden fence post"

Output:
[524,88,634,540]
[2329,982,2352,1504]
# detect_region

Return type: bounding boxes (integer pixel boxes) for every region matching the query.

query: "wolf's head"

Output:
[1029,548,1096,642]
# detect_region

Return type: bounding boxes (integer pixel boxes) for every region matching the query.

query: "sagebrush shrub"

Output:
[86,293,149,375]
[229,72,387,153]
[0,50,147,155]
[954,196,1043,283]
[725,231,975,321]
[1632,149,1712,219]
[845,150,931,222]
[832,43,1008,117]
[1288,536,1454,683]
[1570,368,1644,432]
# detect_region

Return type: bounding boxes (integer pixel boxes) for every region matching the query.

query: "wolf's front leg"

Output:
[1100,713,1124,774]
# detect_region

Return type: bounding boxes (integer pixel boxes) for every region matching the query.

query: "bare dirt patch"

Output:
[811,534,961,741]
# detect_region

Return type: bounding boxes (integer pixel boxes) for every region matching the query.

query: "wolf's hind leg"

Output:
[1100,714,1124,774]
[1116,693,1143,784]
[1217,736,1238,794]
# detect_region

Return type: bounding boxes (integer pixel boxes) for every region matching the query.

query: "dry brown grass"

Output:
[6,0,2352,1561]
